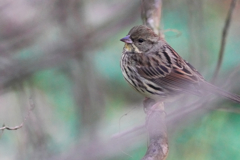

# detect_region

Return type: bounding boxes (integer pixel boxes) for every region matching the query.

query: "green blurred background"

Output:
[0,0,240,159]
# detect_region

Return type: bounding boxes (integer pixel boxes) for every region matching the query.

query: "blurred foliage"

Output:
[0,0,240,160]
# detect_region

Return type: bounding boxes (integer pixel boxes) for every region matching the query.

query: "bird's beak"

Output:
[120,35,133,44]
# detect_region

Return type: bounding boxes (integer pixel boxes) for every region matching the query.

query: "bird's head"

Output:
[120,25,160,53]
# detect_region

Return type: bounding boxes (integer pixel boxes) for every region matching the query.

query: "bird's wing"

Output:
[135,44,204,94]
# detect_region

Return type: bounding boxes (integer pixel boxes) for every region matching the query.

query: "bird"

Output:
[120,25,240,103]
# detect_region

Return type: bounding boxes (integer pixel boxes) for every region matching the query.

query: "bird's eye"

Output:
[138,38,144,43]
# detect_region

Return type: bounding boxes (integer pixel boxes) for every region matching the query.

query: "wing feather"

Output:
[135,43,204,95]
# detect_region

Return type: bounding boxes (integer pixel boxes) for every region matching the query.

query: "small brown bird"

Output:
[120,25,240,103]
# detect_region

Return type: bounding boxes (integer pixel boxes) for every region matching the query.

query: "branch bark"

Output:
[141,0,162,35]
[141,0,168,159]
[142,101,168,160]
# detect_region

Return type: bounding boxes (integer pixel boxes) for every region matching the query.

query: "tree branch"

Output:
[141,0,162,35]
[212,0,237,82]
[142,101,168,160]
[141,0,168,159]
[0,96,35,137]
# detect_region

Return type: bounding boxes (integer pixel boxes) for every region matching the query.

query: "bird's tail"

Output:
[204,82,240,104]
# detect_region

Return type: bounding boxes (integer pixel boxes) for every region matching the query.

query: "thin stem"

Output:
[212,0,237,83]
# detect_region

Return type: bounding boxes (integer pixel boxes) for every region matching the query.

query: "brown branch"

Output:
[141,0,162,35]
[142,101,168,160]
[212,0,238,82]
[141,0,168,159]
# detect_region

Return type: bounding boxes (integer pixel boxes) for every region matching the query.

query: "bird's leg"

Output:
[143,98,165,119]
[143,97,156,114]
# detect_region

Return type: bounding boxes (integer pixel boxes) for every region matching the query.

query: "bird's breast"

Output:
[120,52,166,99]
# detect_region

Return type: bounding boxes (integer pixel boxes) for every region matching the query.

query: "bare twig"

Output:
[212,0,238,82]
[0,97,35,133]
[163,29,182,38]
[0,123,23,131]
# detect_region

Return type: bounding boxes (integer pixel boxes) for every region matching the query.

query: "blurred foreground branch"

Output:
[51,97,213,160]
